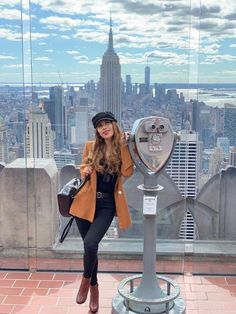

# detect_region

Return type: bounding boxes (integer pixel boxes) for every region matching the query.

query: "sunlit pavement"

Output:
[0,269,236,314]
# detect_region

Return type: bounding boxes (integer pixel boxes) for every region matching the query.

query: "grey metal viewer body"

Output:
[112,116,186,314]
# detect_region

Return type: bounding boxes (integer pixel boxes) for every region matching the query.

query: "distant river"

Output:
[178,89,236,108]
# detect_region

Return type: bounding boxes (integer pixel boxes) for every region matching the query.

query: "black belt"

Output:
[96,192,112,199]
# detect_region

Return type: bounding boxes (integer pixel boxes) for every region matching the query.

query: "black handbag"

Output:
[57,175,90,243]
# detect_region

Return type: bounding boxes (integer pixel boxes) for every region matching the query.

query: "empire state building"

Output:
[100,18,121,124]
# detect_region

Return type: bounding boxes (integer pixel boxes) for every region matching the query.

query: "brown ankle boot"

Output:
[76,276,90,304]
[89,284,99,313]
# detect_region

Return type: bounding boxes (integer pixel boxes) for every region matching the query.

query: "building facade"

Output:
[26,108,54,158]
[0,115,8,163]
[167,130,199,198]
[44,86,65,149]
[229,147,236,167]
[100,18,121,124]
[224,103,236,146]
[75,106,88,145]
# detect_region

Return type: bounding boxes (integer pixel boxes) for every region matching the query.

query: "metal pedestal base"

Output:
[112,274,186,314]
[112,296,185,314]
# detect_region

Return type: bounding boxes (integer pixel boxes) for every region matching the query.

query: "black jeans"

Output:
[75,196,115,286]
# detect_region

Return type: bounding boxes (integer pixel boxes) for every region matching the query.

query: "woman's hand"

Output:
[121,131,130,146]
[84,166,93,177]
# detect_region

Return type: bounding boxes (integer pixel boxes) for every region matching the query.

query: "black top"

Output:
[96,172,117,194]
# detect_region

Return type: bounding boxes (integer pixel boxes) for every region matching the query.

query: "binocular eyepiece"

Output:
[128,116,176,175]
[143,119,168,134]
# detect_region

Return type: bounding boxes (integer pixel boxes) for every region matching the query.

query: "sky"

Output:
[0,0,236,84]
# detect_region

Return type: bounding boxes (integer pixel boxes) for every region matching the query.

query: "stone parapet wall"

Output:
[0,158,59,251]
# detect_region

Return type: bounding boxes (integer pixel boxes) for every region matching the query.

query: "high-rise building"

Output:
[79,97,88,107]
[54,148,76,169]
[191,100,200,133]
[125,75,132,96]
[76,106,88,145]
[167,130,199,198]
[200,109,213,148]
[144,65,150,95]
[209,147,224,175]
[100,17,121,124]
[26,108,54,158]
[44,85,65,149]
[166,130,200,239]
[229,147,236,167]
[224,103,236,146]
[154,84,166,105]
[0,115,8,163]
[216,137,230,160]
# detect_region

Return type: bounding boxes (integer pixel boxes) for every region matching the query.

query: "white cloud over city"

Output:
[0,0,236,83]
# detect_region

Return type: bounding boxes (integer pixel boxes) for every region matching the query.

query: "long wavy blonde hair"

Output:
[86,121,122,174]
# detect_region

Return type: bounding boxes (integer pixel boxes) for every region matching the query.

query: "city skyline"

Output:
[0,0,236,84]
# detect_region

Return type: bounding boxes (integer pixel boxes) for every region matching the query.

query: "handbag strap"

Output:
[59,175,90,243]
[59,217,74,243]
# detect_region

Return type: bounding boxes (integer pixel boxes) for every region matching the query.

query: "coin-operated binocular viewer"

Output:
[112,116,185,314]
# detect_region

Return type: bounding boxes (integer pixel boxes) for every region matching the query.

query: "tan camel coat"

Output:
[69,141,134,229]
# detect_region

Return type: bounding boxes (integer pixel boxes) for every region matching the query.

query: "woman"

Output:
[69,111,134,313]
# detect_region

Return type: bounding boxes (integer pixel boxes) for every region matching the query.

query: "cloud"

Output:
[146,50,189,65]
[66,50,79,55]
[225,12,236,20]
[5,64,22,68]
[39,15,102,31]
[74,55,89,63]
[31,0,109,15]
[110,0,162,15]
[61,35,70,39]
[40,16,83,28]
[34,56,50,61]
[0,28,49,41]
[0,54,16,60]
[1,0,236,83]
[73,29,106,43]
[191,5,221,18]
[0,8,29,20]
[203,54,236,64]
[0,0,19,6]
[200,43,220,55]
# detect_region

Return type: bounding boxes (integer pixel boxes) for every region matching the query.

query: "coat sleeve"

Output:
[120,145,134,177]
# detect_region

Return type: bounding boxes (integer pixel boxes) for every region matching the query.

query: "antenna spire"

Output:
[107,11,114,52]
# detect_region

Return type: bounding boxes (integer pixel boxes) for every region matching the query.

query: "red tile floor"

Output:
[0,270,236,314]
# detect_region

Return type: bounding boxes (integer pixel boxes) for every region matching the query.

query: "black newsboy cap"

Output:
[92,112,117,128]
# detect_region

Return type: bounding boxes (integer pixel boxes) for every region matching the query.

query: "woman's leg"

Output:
[74,218,92,304]
[76,198,115,285]
[75,218,92,278]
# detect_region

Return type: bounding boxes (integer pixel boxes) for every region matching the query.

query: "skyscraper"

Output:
[144,65,150,94]
[75,106,88,145]
[100,17,121,124]
[216,137,230,160]
[26,108,54,158]
[229,147,236,167]
[166,130,200,239]
[224,103,236,146]
[166,130,199,198]
[0,115,8,163]
[44,86,65,149]
[125,75,132,96]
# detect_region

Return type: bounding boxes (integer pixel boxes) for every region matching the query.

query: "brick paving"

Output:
[0,270,236,314]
